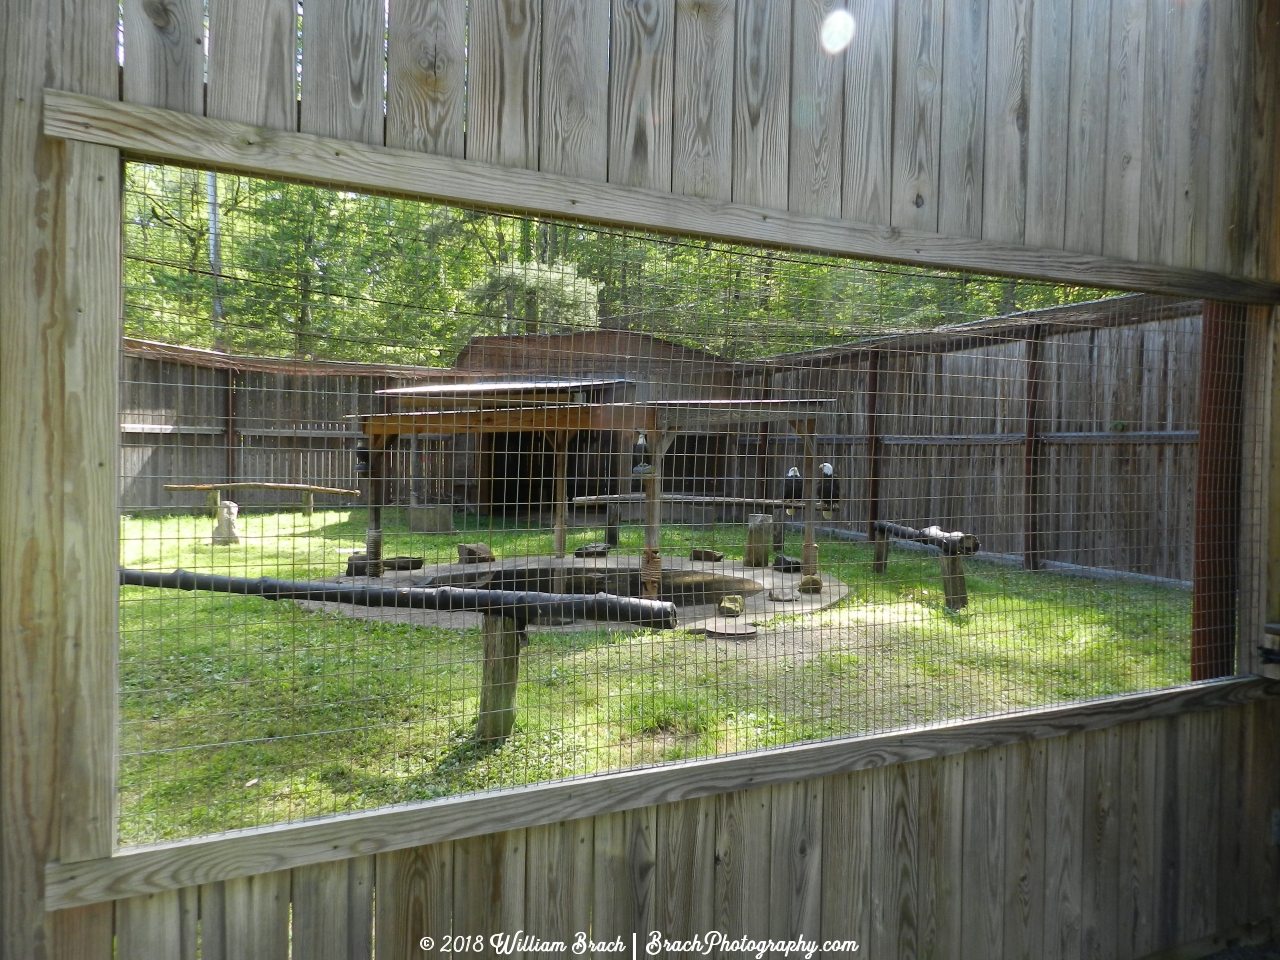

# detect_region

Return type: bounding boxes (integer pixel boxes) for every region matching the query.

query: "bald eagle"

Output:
[817,462,840,519]
[782,466,803,515]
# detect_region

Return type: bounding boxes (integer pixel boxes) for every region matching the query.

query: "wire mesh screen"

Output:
[118,162,1240,845]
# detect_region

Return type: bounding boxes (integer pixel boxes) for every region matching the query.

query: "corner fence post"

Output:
[1193,301,1247,680]
[1023,330,1046,570]
[866,350,886,573]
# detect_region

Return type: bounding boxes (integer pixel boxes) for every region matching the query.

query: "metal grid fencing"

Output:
[117,162,1245,844]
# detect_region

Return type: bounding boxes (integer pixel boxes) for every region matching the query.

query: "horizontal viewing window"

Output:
[118,162,1232,844]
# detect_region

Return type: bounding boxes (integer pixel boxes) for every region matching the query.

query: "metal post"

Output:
[866,351,885,573]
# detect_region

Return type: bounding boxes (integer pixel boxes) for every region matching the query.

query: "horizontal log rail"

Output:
[44,676,1280,910]
[42,90,1280,304]
[758,430,1200,446]
[163,482,360,496]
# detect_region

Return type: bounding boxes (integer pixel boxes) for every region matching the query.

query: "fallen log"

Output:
[871,521,981,557]
[119,568,678,629]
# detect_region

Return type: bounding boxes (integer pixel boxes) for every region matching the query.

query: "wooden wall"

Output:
[117,0,1280,281]
[49,690,1280,959]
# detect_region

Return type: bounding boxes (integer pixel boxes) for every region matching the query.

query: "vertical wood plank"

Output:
[890,0,945,230]
[1248,0,1280,280]
[525,819,594,949]
[788,0,844,217]
[453,829,527,952]
[1080,727,1120,960]
[917,755,965,960]
[981,0,1031,243]
[609,0,677,191]
[653,799,714,940]
[1153,717,1180,952]
[714,787,772,941]
[1024,0,1073,249]
[1169,0,1216,271]
[1136,0,1174,265]
[593,808,656,939]
[1176,711,1220,944]
[770,779,823,940]
[51,902,115,960]
[1043,735,1085,960]
[122,0,206,112]
[1063,0,1111,255]
[116,889,197,960]
[1245,699,1280,923]
[58,138,121,863]
[468,0,541,169]
[386,0,466,156]
[821,772,872,953]
[732,0,792,208]
[938,0,988,238]
[1204,0,1250,274]
[301,0,386,143]
[216,871,291,960]
[200,882,228,960]
[207,0,298,129]
[1116,721,1156,958]
[293,856,374,960]
[539,0,609,180]
[960,748,1006,960]
[375,843,454,960]
[872,762,920,960]
[1101,0,1146,260]
[671,0,735,200]
[841,0,895,224]
[1003,741,1046,960]
[1215,705,1248,931]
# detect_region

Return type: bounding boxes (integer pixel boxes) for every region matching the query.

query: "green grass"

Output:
[118,508,1190,844]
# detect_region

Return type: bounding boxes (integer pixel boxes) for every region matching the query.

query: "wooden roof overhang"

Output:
[359,398,835,442]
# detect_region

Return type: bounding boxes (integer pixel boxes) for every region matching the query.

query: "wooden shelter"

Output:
[5,1,1280,957]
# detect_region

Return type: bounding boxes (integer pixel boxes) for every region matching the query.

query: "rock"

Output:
[346,554,425,576]
[772,554,802,573]
[406,504,455,532]
[211,500,240,544]
[768,587,798,602]
[574,542,612,558]
[798,575,824,594]
[717,594,745,616]
[690,547,724,562]
[458,542,496,563]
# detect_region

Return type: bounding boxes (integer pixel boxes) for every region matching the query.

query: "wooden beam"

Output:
[42,90,1280,303]
[44,676,1280,909]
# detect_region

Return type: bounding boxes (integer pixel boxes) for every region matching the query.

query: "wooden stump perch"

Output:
[745,513,773,566]
[476,615,524,742]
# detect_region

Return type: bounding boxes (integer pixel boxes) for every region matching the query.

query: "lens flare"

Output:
[820,9,856,54]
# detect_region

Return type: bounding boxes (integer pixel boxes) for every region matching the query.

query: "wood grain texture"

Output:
[207,0,297,129]
[45,92,1280,305]
[960,748,1005,959]
[116,889,197,960]
[386,0,466,156]
[788,0,844,217]
[1080,727,1120,960]
[653,799,713,939]
[525,819,594,947]
[223,871,291,960]
[57,138,120,864]
[1204,0,1249,275]
[1251,0,1280,281]
[982,0,1031,243]
[1102,0,1146,260]
[1003,742,1046,960]
[374,843,453,960]
[1042,734,1085,960]
[891,0,945,230]
[671,0,734,200]
[714,788,771,940]
[916,756,964,960]
[1245,699,1280,924]
[1215,706,1248,932]
[938,0,988,238]
[872,762,920,960]
[1136,0,1175,265]
[1169,0,1216,271]
[1175,712,1219,944]
[122,0,205,112]
[593,808,656,938]
[1238,305,1274,677]
[1063,0,1111,255]
[820,772,872,951]
[1116,721,1154,958]
[1024,0,1073,249]
[468,0,541,169]
[539,0,608,180]
[452,829,526,950]
[292,856,374,960]
[732,0,791,208]
[841,0,895,223]
[610,0,676,191]
[769,780,823,941]
[300,0,386,143]
[50,902,115,960]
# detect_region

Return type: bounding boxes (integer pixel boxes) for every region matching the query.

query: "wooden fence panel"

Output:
[206,0,297,129]
[713,787,771,941]
[670,0,734,201]
[1003,741,1046,960]
[375,843,454,960]
[122,0,205,113]
[593,807,657,940]
[916,755,965,960]
[731,0,790,208]
[841,0,895,224]
[526,818,594,950]
[820,771,873,951]
[386,0,466,156]
[539,0,609,182]
[890,0,945,232]
[788,0,844,218]
[467,0,541,169]
[608,0,676,193]
[292,857,375,960]
[115,889,197,960]
[300,0,386,144]
[938,0,988,238]
[452,830,526,955]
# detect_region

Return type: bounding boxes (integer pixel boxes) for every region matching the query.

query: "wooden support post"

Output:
[1193,301,1247,680]
[772,506,786,554]
[552,431,569,559]
[940,555,968,610]
[225,369,237,487]
[408,434,421,507]
[872,527,889,574]
[606,503,620,547]
[745,514,773,566]
[866,350,883,561]
[801,425,819,577]
[641,431,676,600]
[1023,331,1046,570]
[207,488,222,518]
[366,439,388,578]
[475,615,523,742]
[301,490,314,516]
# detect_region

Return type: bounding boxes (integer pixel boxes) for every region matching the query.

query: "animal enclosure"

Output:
[115,164,1240,844]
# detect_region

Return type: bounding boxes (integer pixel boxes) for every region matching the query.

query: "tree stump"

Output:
[745,513,773,567]
[211,500,240,544]
[940,555,968,610]
[301,490,314,516]
[475,615,523,742]
[872,528,889,574]
[605,504,620,547]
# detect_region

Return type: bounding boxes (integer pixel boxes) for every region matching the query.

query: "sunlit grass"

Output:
[118,508,1190,844]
